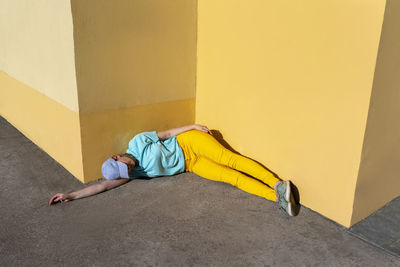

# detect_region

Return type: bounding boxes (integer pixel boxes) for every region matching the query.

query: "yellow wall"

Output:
[71,0,197,113]
[70,0,197,182]
[196,0,386,227]
[0,0,79,112]
[0,72,84,180]
[351,0,400,224]
[0,1,84,181]
[0,0,197,183]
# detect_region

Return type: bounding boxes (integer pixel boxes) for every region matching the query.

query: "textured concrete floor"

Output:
[349,195,400,257]
[1,116,399,266]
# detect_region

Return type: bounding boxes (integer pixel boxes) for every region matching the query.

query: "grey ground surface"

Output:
[349,195,400,257]
[1,116,399,266]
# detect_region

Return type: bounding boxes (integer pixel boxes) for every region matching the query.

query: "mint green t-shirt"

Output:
[126,131,185,179]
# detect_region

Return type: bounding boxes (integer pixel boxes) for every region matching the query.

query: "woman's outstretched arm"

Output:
[157,124,212,141]
[49,178,130,205]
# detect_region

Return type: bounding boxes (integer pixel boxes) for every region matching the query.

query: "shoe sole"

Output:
[284,180,295,216]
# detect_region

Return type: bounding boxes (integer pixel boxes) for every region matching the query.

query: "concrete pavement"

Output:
[1,116,399,266]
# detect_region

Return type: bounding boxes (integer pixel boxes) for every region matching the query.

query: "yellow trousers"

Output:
[176,130,279,201]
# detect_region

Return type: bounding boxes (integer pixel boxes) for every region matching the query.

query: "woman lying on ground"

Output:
[49,124,298,216]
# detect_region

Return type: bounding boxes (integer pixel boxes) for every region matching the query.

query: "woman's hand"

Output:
[48,179,129,205]
[192,124,213,135]
[49,193,72,205]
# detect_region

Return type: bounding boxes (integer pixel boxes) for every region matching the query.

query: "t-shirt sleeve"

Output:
[128,131,159,156]
[134,131,159,144]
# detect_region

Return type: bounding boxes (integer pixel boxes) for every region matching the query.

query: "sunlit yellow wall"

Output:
[0,0,78,112]
[71,0,197,182]
[351,0,400,225]
[0,1,84,181]
[196,0,386,227]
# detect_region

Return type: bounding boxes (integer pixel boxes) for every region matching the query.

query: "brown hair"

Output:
[121,153,138,164]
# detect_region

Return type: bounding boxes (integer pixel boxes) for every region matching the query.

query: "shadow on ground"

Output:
[1,116,399,266]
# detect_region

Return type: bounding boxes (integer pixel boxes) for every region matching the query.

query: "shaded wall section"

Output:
[196,0,386,227]
[71,0,197,182]
[351,0,400,225]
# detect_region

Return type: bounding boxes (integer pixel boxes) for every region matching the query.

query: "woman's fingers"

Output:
[202,126,212,135]
[49,194,58,205]
[204,126,212,135]
[194,124,212,135]
[49,193,64,205]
